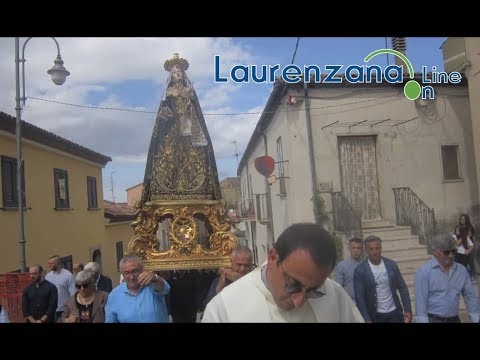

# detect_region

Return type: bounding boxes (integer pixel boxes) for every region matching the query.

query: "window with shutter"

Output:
[116,241,124,271]
[441,145,462,181]
[87,176,98,209]
[53,168,70,209]
[1,155,26,208]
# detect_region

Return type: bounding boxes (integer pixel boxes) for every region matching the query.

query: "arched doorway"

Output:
[92,249,102,271]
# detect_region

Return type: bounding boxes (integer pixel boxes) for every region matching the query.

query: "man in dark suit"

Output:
[84,262,113,293]
[353,235,412,323]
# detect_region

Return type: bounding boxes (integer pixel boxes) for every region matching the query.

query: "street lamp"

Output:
[15,37,70,272]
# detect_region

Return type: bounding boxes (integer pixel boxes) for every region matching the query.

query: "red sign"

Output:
[255,156,275,177]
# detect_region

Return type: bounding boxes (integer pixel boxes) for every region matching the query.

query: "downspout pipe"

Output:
[303,79,318,198]
[257,124,275,249]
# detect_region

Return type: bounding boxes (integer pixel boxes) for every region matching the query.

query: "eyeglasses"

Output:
[122,268,141,277]
[280,262,325,299]
[75,283,90,289]
[442,249,457,256]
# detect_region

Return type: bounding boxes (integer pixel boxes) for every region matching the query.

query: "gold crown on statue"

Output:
[164,53,189,72]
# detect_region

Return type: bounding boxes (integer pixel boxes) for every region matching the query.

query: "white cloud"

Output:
[0,37,269,200]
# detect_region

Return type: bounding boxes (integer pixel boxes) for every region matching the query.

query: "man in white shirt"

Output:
[202,223,363,323]
[353,235,412,323]
[45,255,76,322]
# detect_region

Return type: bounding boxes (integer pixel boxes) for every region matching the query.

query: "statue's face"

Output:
[171,66,183,81]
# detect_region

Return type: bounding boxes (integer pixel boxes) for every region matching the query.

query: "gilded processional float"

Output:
[126,53,239,270]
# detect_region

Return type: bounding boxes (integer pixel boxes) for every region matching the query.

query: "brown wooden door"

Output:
[338,136,381,220]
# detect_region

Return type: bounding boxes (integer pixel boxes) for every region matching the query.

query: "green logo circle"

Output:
[404,80,421,100]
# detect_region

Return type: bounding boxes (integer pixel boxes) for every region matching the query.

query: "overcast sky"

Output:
[0,37,447,202]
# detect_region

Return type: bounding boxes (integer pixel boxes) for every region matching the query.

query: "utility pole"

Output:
[110,171,116,202]
[232,140,239,169]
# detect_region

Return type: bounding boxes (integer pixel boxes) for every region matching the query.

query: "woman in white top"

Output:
[454,227,474,269]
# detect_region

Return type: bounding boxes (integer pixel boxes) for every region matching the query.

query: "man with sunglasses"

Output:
[414,233,479,323]
[105,255,170,323]
[354,235,412,323]
[202,223,363,322]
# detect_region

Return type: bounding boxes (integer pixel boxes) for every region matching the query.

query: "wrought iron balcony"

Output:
[238,198,255,219]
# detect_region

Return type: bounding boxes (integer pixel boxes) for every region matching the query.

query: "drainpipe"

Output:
[303,79,318,199]
[257,124,275,249]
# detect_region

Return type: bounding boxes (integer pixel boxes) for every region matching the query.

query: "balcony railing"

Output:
[393,187,436,251]
[238,197,255,219]
[331,192,363,240]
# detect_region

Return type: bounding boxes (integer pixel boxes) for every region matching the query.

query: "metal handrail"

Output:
[331,192,363,239]
[393,187,436,251]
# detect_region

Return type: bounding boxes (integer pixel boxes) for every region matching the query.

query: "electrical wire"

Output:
[290,37,300,64]
[27,92,404,117]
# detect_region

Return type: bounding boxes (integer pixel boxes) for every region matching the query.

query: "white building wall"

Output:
[239,94,318,265]
[307,85,478,225]
[240,82,477,262]
[283,94,317,225]
[240,132,269,265]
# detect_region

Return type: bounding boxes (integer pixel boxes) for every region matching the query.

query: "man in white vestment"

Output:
[202,223,364,323]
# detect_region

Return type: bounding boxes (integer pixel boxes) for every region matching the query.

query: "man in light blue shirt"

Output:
[106,255,170,323]
[415,233,479,323]
[45,255,76,322]
[335,237,363,302]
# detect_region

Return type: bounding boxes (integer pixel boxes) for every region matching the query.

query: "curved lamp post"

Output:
[15,37,70,272]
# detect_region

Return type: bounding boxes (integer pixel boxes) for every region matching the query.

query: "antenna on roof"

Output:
[110,171,116,202]
[232,140,239,168]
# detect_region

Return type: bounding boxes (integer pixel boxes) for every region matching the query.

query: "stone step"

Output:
[396,255,431,273]
[402,271,416,284]
[383,246,429,259]
[362,220,392,229]
[363,226,412,239]
[381,236,422,250]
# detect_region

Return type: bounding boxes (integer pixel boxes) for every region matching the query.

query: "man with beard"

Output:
[45,255,76,322]
[354,235,412,323]
[22,265,58,323]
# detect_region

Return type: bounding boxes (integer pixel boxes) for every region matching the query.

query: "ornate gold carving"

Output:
[149,122,214,200]
[127,200,239,270]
